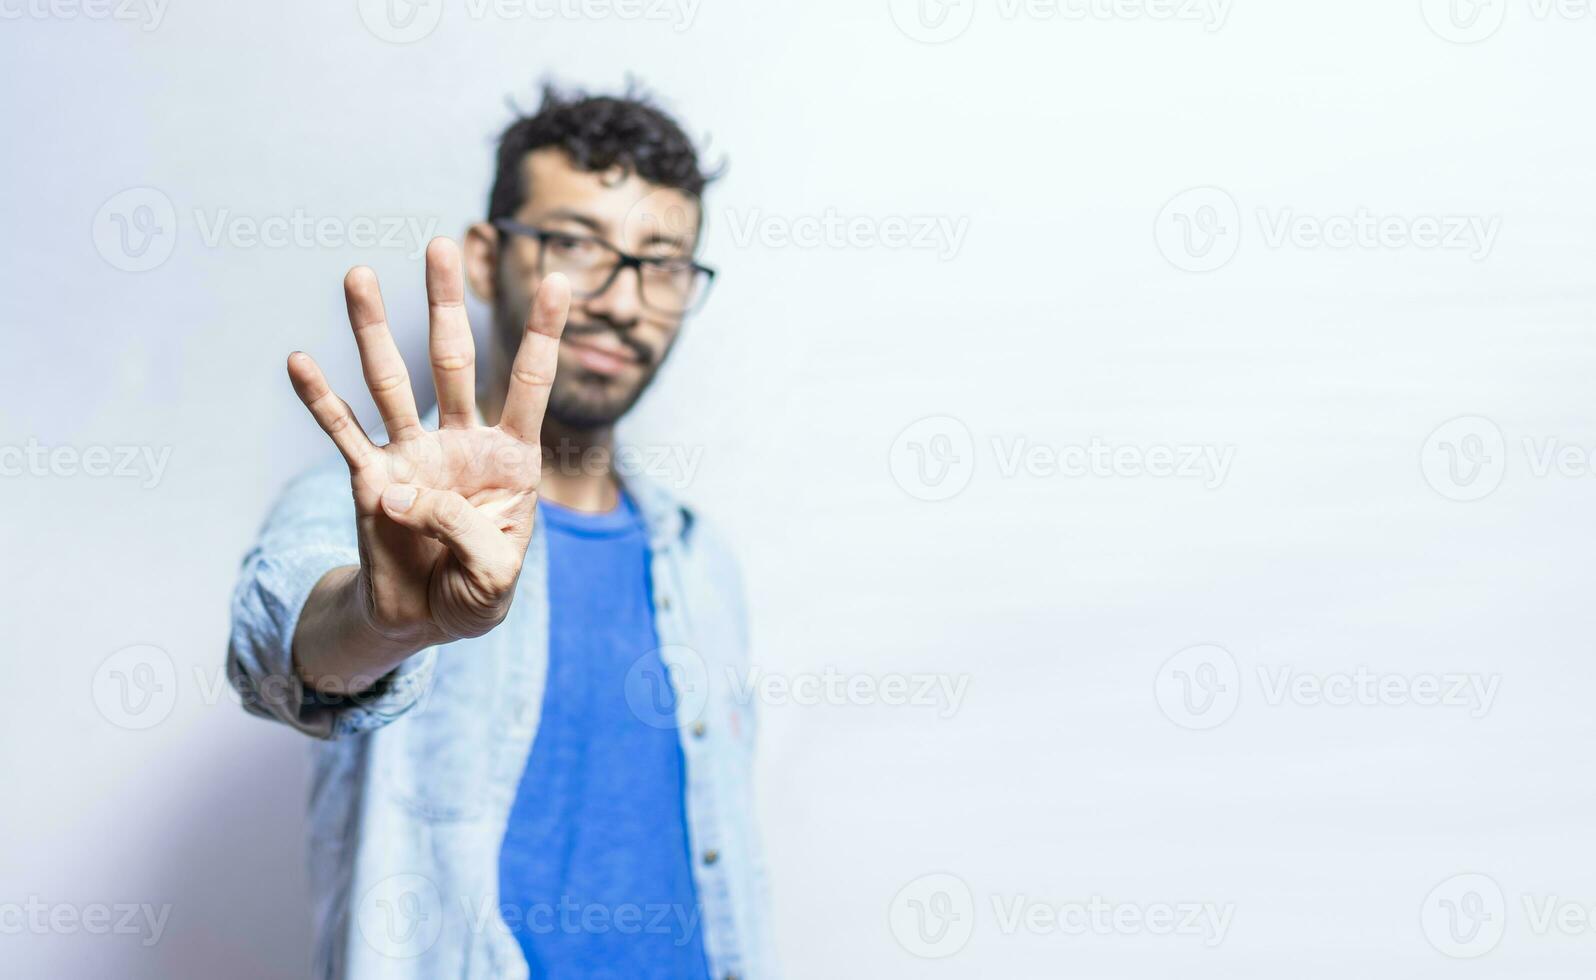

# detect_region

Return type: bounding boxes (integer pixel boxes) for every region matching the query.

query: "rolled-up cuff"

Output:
[227,545,437,739]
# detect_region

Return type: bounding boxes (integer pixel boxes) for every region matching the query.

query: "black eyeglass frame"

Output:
[491,217,717,316]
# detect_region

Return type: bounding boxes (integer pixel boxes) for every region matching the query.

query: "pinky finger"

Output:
[287,351,378,467]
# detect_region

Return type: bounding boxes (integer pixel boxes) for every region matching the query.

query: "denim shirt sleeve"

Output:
[226,456,437,739]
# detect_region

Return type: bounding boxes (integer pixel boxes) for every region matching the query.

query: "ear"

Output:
[463,221,498,303]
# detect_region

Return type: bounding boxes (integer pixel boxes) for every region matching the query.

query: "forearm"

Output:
[292,565,436,696]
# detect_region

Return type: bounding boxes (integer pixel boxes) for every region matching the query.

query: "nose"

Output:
[582,262,642,328]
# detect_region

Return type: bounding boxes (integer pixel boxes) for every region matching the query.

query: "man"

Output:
[227,86,773,979]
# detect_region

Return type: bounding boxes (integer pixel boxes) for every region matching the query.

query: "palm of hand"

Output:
[352,425,543,640]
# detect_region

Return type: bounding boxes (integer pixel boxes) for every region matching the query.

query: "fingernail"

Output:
[383,485,418,513]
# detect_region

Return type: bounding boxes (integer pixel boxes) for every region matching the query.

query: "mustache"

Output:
[561,316,655,368]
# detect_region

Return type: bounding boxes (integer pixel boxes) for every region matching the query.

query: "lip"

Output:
[563,336,639,378]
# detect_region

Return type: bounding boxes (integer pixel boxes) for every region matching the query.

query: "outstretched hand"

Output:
[287,238,570,645]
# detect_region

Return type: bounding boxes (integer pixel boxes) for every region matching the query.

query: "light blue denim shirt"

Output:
[226,446,775,979]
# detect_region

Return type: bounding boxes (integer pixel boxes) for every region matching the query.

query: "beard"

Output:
[492,269,667,432]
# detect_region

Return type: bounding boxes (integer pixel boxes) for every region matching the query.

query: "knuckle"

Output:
[511,365,554,388]
[431,351,474,373]
[477,561,519,597]
[367,372,410,394]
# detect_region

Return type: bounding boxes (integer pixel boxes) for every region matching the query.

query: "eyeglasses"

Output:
[492,218,716,316]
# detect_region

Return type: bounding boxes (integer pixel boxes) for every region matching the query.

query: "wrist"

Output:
[348,567,445,655]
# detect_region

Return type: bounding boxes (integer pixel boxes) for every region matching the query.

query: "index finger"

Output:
[498,273,571,443]
[286,351,378,468]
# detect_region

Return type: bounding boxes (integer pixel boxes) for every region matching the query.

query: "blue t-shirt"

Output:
[497,493,711,979]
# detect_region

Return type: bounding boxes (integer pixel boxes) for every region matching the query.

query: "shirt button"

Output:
[691,721,707,739]
[659,595,672,612]
[702,849,720,866]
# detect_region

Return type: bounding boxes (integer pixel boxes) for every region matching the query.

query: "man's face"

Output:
[485,148,701,431]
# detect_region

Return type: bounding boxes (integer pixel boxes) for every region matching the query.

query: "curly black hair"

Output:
[486,82,719,222]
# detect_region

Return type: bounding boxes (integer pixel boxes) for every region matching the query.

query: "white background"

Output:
[3,0,1596,976]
